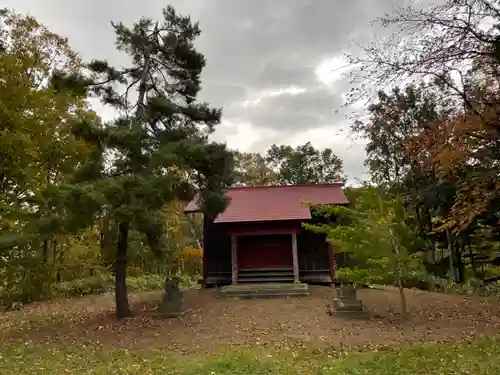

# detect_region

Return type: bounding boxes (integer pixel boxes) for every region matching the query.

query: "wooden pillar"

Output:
[231,235,238,284]
[291,232,300,283]
[327,243,335,284]
[202,215,210,286]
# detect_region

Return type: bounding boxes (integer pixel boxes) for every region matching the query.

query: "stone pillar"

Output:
[155,277,185,318]
[291,232,299,283]
[331,285,363,314]
[231,235,238,284]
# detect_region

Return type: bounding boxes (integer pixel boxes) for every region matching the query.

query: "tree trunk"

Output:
[51,238,58,279]
[397,270,407,315]
[415,207,436,264]
[115,221,132,319]
[389,227,407,315]
[113,25,151,319]
[100,215,109,256]
[59,250,64,281]
[189,220,202,249]
[394,254,407,315]
[455,245,465,283]
[53,241,63,282]
[468,237,477,278]
[446,228,459,283]
[42,239,48,264]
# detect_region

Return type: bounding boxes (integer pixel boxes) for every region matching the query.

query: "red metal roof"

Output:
[184,183,348,223]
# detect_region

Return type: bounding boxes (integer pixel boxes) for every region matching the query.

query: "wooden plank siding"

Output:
[202,219,333,286]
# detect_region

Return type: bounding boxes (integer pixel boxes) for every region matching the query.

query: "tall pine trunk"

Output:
[115,221,132,318]
[112,39,151,320]
[112,42,150,318]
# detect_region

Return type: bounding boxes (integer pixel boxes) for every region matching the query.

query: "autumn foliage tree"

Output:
[352,85,445,187]
[345,0,500,286]
[347,0,500,231]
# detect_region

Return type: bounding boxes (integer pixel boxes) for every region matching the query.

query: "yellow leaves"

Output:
[170,245,202,261]
[2,10,82,76]
[166,245,202,276]
[163,200,184,237]
[181,246,202,261]
[0,11,96,235]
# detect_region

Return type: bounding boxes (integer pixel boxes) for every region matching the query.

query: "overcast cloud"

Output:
[5,0,418,183]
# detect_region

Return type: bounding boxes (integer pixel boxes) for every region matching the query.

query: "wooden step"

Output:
[238,272,293,278]
[220,283,309,299]
[237,268,295,284]
[300,269,330,273]
[238,277,295,283]
[238,267,293,272]
[224,291,309,299]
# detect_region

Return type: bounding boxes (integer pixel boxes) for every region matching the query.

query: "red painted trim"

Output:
[222,220,306,237]
[227,227,304,236]
[327,243,335,282]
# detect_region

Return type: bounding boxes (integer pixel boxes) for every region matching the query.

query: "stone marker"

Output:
[331,284,364,314]
[154,277,185,318]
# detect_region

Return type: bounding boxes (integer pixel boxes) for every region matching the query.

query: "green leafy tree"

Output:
[0,10,93,235]
[234,152,277,186]
[265,142,346,185]
[0,10,99,301]
[305,188,422,314]
[59,6,234,318]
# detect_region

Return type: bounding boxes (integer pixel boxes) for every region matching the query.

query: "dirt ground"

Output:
[2,286,500,355]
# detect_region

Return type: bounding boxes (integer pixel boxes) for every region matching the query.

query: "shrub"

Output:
[54,274,167,297]
[50,274,114,298]
[484,280,500,297]
[0,259,55,304]
[166,246,203,277]
[127,274,164,292]
[181,246,203,276]
[50,273,195,298]
[0,273,170,306]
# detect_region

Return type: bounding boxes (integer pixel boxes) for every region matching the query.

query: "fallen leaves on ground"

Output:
[1,286,500,356]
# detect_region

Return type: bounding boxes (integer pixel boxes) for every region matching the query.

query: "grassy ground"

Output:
[1,338,499,374]
[1,286,500,374]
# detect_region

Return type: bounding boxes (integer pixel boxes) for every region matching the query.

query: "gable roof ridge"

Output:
[226,182,345,191]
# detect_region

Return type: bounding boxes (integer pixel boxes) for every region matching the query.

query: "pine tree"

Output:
[57,6,234,318]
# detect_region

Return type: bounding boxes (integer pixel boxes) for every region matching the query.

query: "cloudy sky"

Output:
[6,0,416,183]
